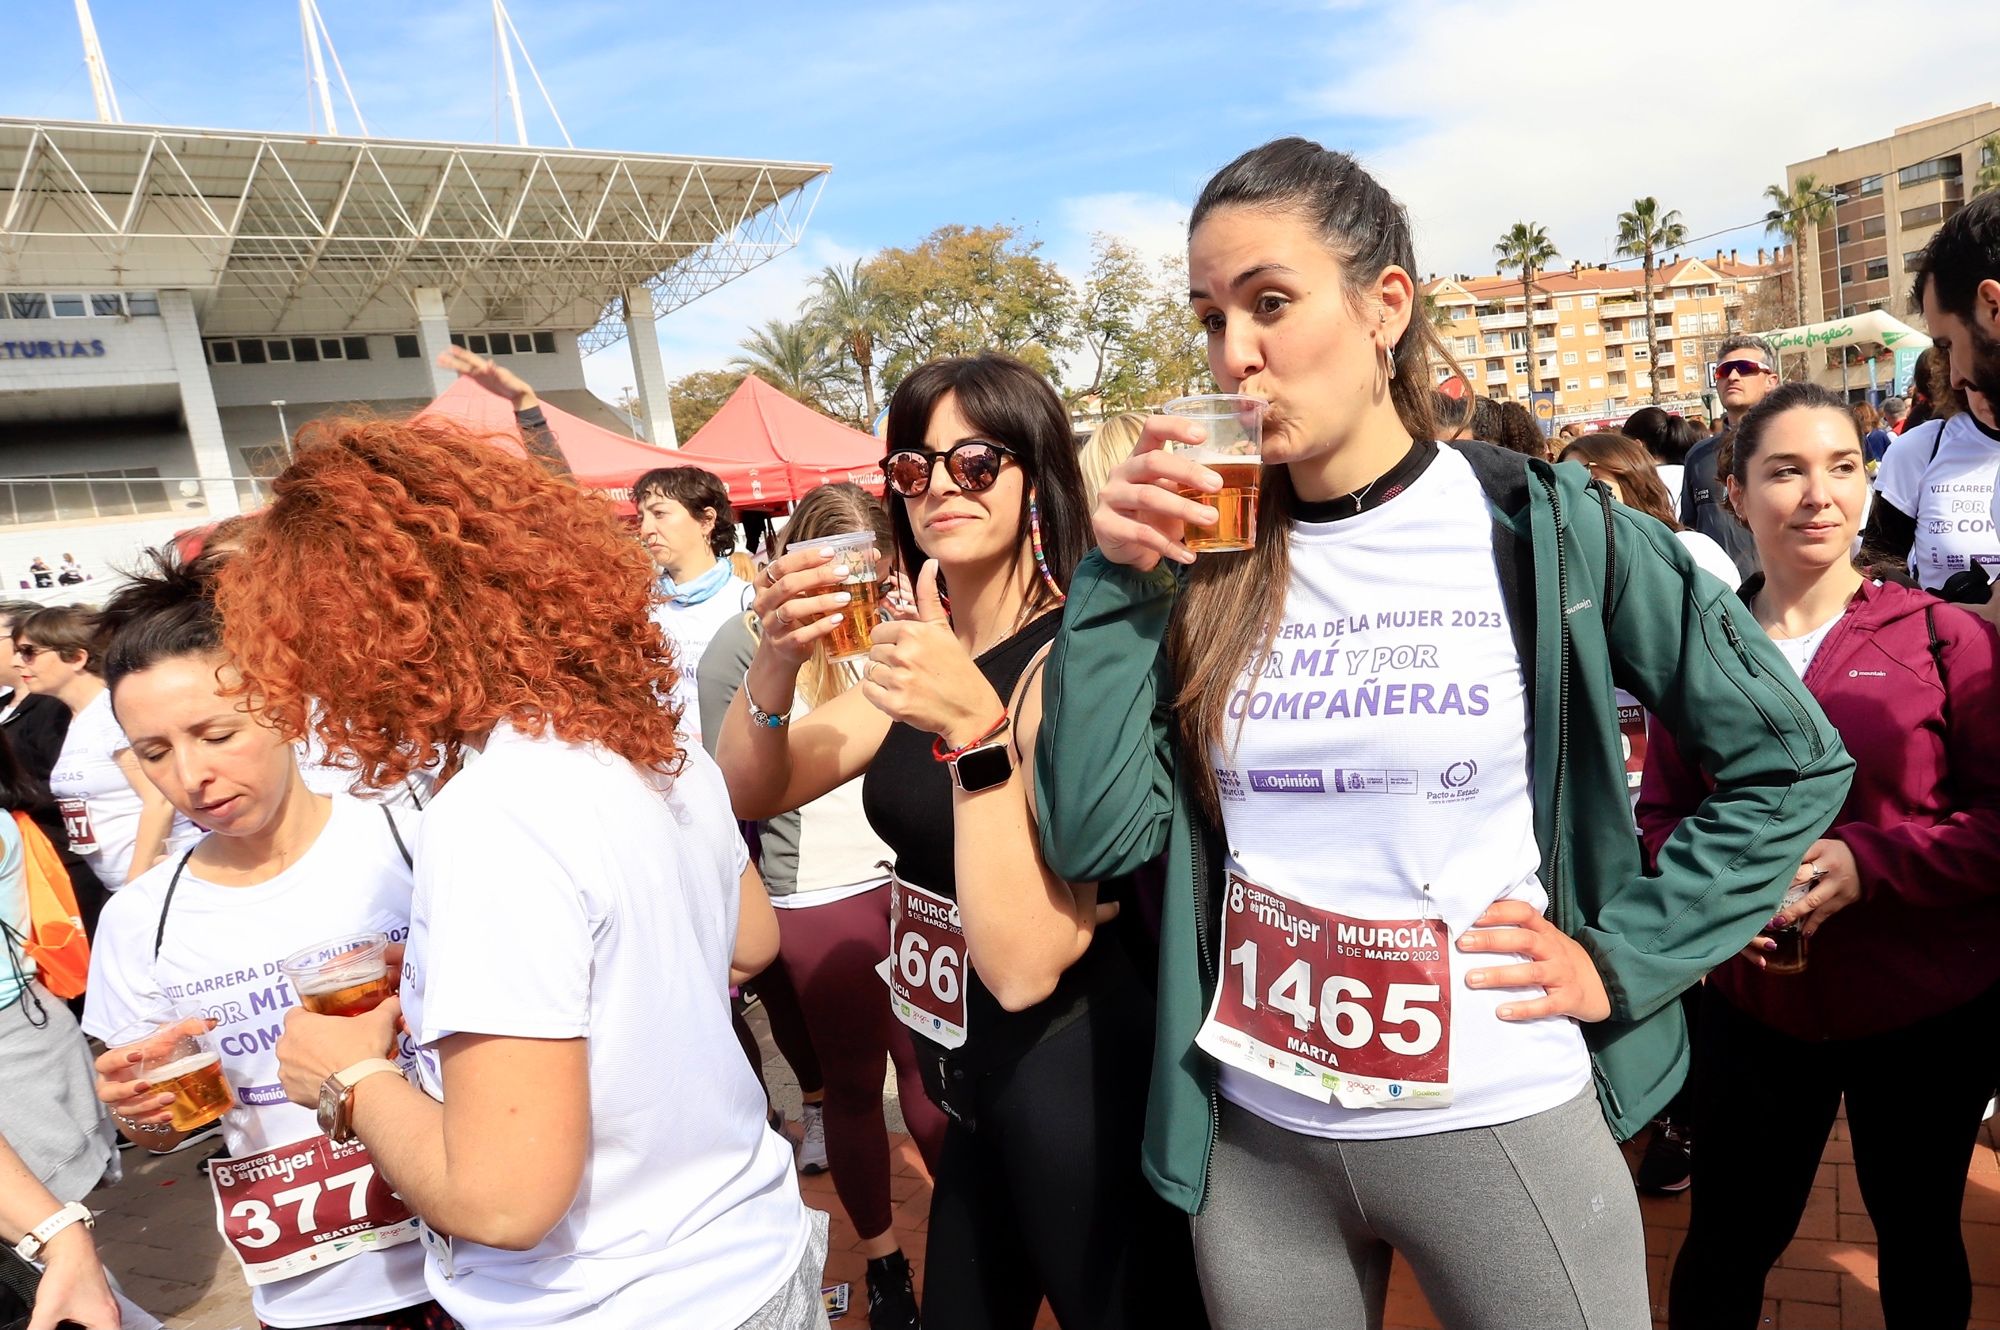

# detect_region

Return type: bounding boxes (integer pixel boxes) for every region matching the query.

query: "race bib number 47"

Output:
[1197,874,1453,1110]
[209,1134,417,1286]
[58,798,96,855]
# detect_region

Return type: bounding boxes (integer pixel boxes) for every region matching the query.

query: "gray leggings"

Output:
[1191,1089,1649,1330]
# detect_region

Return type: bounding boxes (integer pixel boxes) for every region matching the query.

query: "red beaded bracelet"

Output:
[932,712,1010,762]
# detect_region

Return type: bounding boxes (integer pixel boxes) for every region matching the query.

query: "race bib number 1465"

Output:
[1196,874,1453,1110]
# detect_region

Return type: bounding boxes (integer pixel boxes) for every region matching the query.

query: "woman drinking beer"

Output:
[223,415,824,1330]
[716,353,1203,1329]
[1035,138,1854,1330]
[79,550,450,1330]
[1643,384,2000,1330]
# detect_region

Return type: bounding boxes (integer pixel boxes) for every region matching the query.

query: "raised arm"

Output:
[435,347,570,481]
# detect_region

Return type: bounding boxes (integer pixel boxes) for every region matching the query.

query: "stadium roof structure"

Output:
[0,116,828,346]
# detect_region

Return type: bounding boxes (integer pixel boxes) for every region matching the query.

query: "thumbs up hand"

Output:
[862,560,1006,745]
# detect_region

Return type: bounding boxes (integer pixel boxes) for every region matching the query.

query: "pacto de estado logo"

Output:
[1440,759,1479,790]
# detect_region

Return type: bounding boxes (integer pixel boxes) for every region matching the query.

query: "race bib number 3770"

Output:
[209,1134,417,1286]
[1196,874,1453,1110]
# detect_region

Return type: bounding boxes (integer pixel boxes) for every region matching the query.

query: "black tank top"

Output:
[863,611,1061,896]
[863,610,1140,1085]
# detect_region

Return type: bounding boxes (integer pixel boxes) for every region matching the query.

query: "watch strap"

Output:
[333,1057,404,1092]
[14,1201,92,1261]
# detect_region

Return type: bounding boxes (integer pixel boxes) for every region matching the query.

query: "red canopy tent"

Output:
[415,377,764,513]
[678,375,885,507]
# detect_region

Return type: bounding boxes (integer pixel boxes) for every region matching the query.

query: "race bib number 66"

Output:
[1196,874,1454,1110]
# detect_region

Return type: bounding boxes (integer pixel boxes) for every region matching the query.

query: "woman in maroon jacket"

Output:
[1640,382,2000,1330]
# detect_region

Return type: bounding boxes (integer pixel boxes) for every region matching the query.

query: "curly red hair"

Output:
[213,414,682,788]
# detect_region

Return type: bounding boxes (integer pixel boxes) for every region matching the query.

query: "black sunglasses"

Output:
[1715,358,1775,380]
[884,440,1019,498]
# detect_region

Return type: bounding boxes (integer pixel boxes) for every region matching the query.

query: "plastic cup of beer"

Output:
[110,1016,233,1133]
[280,931,393,1017]
[1161,395,1266,552]
[786,529,881,663]
[1761,882,1810,976]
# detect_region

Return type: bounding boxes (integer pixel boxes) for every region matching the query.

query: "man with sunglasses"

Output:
[1680,334,1781,581]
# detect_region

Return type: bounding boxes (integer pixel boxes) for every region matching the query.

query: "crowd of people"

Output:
[1,143,1998,1330]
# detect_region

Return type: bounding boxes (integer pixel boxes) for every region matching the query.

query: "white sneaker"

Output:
[798,1101,828,1175]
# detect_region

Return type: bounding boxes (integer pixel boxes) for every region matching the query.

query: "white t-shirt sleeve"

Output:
[1873,420,1939,514]
[1675,530,1744,590]
[80,886,171,1042]
[412,814,595,1046]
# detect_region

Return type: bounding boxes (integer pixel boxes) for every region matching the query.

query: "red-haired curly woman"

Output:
[220,416,829,1330]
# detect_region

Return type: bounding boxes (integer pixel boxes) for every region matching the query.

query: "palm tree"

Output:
[1976,135,2000,197]
[1763,175,1836,376]
[728,317,837,407]
[802,260,886,424]
[1615,198,1689,404]
[1493,222,1558,397]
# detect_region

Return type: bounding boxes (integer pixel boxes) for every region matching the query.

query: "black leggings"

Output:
[920,990,1207,1330]
[1668,981,2000,1330]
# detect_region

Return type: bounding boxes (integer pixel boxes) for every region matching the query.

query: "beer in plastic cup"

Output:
[787,529,881,663]
[1162,395,1265,552]
[1761,882,1810,976]
[111,1016,234,1132]
[280,932,393,1017]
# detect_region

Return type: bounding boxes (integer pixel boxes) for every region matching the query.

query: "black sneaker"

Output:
[866,1250,921,1330]
[1636,1117,1692,1194]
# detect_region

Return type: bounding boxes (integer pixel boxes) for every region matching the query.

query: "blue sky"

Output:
[12,0,1999,401]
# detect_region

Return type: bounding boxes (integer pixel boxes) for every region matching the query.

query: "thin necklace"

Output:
[1336,475,1380,517]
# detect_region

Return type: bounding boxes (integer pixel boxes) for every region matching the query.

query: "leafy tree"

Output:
[728,317,840,407]
[1074,234,1152,404]
[668,368,746,440]
[1615,198,1689,403]
[863,224,1075,390]
[1763,175,1835,377]
[1976,135,2000,197]
[803,260,886,426]
[1494,222,1559,398]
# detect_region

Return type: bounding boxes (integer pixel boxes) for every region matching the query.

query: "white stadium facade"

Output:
[0,8,827,593]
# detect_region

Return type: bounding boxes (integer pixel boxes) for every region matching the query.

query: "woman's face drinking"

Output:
[1188,205,1398,467]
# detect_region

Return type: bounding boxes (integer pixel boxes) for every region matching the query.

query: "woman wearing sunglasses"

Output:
[15,607,193,891]
[717,353,1203,1329]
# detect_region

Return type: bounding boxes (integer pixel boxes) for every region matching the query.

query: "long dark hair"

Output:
[1172,137,1463,824]
[882,352,1089,620]
[1559,432,1681,530]
[1623,406,1696,465]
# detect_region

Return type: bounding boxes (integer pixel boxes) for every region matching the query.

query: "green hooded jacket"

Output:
[1035,441,1854,1216]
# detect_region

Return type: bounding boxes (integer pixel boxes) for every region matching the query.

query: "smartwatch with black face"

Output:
[947,740,1014,793]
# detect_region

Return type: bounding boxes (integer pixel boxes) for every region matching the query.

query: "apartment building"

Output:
[1424,250,1782,420]
[1786,103,2000,324]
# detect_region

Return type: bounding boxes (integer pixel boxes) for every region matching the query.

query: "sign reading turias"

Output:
[1,338,108,360]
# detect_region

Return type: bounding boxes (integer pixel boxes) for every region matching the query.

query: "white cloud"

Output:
[1302,0,2000,282]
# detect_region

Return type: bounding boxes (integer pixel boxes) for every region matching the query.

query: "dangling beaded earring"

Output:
[1029,489,1066,605]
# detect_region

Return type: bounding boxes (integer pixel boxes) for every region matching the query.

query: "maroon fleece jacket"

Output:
[1638,578,2000,1040]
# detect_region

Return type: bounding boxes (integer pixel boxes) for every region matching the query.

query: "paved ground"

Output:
[88,1012,2000,1329]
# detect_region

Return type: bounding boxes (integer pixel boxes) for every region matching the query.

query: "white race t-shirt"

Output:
[399,724,807,1328]
[651,577,754,746]
[81,794,429,1329]
[48,691,196,888]
[1873,414,2000,589]
[1212,447,1591,1139]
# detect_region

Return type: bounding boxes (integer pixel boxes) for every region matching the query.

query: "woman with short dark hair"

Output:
[633,465,751,747]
